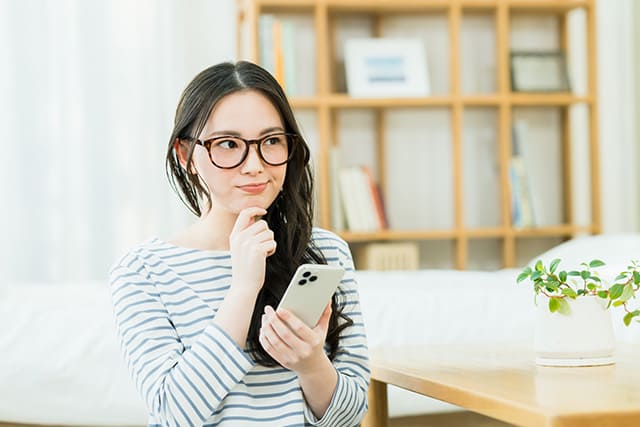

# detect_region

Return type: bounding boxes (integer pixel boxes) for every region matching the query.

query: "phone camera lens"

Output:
[309,275,318,282]
[298,279,307,286]
[302,271,311,278]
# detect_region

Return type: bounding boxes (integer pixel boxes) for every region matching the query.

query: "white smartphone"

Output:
[277,264,345,327]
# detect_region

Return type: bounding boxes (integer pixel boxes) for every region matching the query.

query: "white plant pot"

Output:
[534,296,615,366]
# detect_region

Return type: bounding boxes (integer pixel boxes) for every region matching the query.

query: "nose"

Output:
[240,143,264,174]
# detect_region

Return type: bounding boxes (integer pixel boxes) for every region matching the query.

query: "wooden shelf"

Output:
[512,224,594,237]
[289,93,591,108]
[340,229,458,242]
[237,0,600,269]
[325,94,452,108]
[340,225,593,243]
[510,93,592,106]
[507,0,589,12]
[290,97,320,108]
[252,0,589,11]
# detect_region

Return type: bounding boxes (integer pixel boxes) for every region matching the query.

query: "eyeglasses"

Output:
[196,132,297,169]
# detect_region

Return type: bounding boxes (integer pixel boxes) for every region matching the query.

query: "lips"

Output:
[238,182,268,194]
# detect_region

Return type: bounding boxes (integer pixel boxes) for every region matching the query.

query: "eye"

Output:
[263,134,286,146]
[213,138,240,150]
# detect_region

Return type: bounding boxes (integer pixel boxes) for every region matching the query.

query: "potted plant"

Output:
[517,258,640,366]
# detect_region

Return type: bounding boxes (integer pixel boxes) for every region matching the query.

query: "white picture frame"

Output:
[510,51,571,93]
[344,38,430,98]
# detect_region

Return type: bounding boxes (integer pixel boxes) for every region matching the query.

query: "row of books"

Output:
[330,148,388,232]
[510,121,537,228]
[329,122,540,231]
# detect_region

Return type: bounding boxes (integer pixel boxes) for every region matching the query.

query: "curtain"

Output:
[0,0,236,283]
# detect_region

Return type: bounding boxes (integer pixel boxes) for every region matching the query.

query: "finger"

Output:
[245,219,269,234]
[251,227,274,243]
[232,207,267,235]
[261,312,295,356]
[264,240,277,257]
[267,312,304,350]
[267,240,278,257]
[274,306,314,342]
[314,302,333,333]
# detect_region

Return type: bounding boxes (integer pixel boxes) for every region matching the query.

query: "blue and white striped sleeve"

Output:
[109,253,255,426]
[304,236,370,426]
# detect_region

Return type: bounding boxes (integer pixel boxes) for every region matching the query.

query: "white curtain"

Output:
[0,0,236,284]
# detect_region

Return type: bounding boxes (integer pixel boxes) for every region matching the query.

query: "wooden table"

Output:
[361,344,640,427]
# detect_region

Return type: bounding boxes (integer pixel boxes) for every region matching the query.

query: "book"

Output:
[281,19,297,96]
[361,165,388,229]
[258,14,275,74]
[329,147,346,231]
[338,166,381,232]
[338,167,363,231]
[510,121,535,228]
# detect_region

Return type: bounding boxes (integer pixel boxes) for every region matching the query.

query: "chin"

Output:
[236,196,278,212]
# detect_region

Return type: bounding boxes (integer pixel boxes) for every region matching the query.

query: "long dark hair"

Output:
[165,61,352,366]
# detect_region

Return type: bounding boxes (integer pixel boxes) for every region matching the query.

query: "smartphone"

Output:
[276,264,345,327]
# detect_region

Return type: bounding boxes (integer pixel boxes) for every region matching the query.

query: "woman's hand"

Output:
[229,207,277,296]
[259,303,332,374]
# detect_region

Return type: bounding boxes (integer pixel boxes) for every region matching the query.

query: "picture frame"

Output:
[344,38,430,98]
[510,51,571,92]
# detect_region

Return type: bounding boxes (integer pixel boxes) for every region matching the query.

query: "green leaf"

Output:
[609,284,625,299]
[586,283,596,291]
[559,271,567,282]
[615,273,627,282]
[568,270,581,277]
[630,310,640,323]
[622,311,639,326]
[597,290,608,299]
[620,284,634,303]
[548,298,560,313]
[591,276,601,283]
[589,259,605,268]
[562,288,577,298]
[545,280,560,291]
[550,258,561,274]
[557,298,571,315]
[577,289,586,296]
[580,270,590,280]
[531,271,543,281]
[535,260,544,272]
[517,272,530,283]
[613,300,626,307]
[634,271,640,284]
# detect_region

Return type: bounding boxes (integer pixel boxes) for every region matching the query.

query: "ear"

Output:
[173,138,191,170]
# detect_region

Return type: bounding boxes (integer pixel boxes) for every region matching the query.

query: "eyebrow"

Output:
[205,126,285,139]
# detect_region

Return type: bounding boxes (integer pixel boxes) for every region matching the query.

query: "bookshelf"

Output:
[236,0,600,270]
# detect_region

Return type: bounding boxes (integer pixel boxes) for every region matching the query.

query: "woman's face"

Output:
[192,90,287,216]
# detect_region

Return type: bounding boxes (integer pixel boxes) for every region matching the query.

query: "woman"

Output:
[109,61,369,426]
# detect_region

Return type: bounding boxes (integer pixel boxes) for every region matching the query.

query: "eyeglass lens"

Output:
[208,134,291,168]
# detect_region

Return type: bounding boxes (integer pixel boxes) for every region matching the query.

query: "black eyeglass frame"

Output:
[195,132,298,169]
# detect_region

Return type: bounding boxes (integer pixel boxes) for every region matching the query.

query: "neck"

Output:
[171,207,237,252]
[197,207,237,250]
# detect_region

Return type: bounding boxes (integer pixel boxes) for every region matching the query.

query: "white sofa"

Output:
[2,233,639,425]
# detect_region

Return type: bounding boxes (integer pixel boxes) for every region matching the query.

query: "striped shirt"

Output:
[109,228,369,426]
